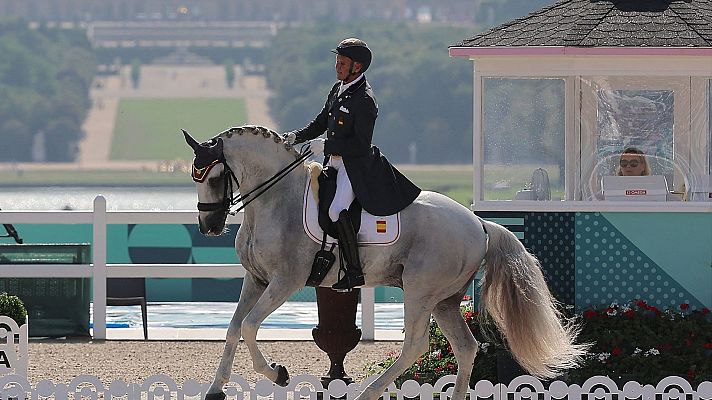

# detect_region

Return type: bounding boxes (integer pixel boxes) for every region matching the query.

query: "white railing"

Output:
[1,373,709,400]
[0,196,377,340]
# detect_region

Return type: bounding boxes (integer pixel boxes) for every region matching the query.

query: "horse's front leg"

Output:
[240,278,302,386]
[206,273,266,400]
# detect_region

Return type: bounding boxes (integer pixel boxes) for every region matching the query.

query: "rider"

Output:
[284,38,421,291]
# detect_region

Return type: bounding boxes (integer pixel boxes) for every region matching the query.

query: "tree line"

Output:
[0,19,95,162]
[265,23,474,164]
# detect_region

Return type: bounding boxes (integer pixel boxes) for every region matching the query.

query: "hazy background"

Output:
[0,0,553,207]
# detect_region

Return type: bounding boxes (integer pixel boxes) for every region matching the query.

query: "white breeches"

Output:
[327,156,355,222]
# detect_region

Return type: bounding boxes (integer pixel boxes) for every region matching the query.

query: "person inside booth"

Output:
[616,147,651,176]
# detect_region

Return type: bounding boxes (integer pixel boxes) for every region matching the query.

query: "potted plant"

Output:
[0,292,27,327]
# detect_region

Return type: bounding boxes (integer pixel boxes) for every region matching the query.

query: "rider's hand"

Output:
[309,138,325,155]
[282,132,297,145]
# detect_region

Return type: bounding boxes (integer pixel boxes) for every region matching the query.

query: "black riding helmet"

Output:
[332,38,372,73]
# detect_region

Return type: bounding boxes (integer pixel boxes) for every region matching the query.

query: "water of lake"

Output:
[1,186,197,210]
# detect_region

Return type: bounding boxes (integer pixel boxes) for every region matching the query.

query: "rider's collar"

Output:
[192,159,220,183]
[338,73,364,96]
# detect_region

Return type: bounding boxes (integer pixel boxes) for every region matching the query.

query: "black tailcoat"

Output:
[293,76,421,216]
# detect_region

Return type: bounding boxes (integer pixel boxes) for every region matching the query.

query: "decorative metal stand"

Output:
[312,287,361,387]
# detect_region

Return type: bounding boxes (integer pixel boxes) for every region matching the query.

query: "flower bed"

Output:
[568,299,712,385]
[367,298,712,386]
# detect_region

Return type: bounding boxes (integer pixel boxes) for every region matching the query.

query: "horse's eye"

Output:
[208,177,221,187]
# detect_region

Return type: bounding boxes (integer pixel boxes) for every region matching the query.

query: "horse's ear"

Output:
[182,129,200,151]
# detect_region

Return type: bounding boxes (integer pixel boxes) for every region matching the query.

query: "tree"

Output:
[0,19,95,162]
[131,59,141,89]
[225,59,235,88]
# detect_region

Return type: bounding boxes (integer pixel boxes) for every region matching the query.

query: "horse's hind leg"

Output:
[357,294,435,400]
[432,293,478,400]
[206,273,266,399]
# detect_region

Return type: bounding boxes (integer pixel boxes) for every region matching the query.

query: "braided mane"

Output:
[216,125,301,158]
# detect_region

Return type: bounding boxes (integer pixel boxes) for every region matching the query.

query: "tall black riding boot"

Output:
[332,210,365,291]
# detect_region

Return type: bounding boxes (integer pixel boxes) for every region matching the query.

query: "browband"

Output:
[192,159,220,183]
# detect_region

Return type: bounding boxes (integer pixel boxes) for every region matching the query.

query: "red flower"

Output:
[702,308,711,315]
[611,346,623,356]
[634,299,647,308]
[648,306,662,316]
[704,343,712,350]
[680,303,690,311]
[463,295,472,301]
[624,309,635,318]
[413,372,420,380]
[584,310,597,320]
[447,362,456,372]
[464,311,474,322]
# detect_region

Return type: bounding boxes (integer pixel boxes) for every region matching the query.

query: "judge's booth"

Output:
[461,60,712,312]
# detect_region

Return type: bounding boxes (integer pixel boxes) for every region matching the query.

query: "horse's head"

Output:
[184,129,231,236]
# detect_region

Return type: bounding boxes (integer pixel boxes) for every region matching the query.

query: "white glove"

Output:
[283,132,296,145]
[309,138,325,155]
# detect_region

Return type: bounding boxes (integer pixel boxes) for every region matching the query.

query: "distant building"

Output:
[0,0,475,24]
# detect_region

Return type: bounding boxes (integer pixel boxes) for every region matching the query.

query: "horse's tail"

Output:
[478,219,589,379]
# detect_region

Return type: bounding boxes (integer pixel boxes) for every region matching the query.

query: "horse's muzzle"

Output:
[198,212,228,236]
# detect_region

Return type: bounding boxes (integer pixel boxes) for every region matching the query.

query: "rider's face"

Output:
[335,54,360,83]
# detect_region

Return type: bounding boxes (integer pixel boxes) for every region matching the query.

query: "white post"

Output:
[361,287,375,340]
[92,195,107,340]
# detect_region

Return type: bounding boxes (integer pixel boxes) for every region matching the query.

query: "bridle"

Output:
[193,145,313,216]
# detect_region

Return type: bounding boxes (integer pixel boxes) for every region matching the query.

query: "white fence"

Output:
[1,374,710,400]
[0,196,377,340]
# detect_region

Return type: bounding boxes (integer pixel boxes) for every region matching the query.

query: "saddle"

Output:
[303,163,402,286]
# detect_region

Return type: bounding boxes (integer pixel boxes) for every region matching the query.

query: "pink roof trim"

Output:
[448,46,712,57]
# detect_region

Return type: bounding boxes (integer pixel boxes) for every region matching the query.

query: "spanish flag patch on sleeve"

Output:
[376,220,387,233]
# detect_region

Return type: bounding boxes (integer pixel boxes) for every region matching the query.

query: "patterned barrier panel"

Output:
[0,374,710,400]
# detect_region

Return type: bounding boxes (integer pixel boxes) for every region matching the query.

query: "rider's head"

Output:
[332,38,371,83]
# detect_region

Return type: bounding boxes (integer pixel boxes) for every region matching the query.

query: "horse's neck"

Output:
[225,142,305,223]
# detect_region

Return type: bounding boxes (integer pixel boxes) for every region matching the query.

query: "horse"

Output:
[182,125,588,400]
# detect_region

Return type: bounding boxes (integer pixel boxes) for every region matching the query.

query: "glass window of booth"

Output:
[482,78,565,201]
[579,77,693,201]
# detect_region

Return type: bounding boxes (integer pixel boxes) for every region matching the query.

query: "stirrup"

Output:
[332,273,365,292]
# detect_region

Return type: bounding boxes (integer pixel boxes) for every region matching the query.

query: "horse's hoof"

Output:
[205,392,226,400]
[270,362,290,386]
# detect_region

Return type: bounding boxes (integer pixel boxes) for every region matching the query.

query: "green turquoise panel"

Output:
[375,286,404,302]
[602,212,712,308]
[127,224,192,248]
[191,247,239,263]
[575,212,711,311]
[147,278,192,301]
[12,224,91,244]
[107,225,131,263]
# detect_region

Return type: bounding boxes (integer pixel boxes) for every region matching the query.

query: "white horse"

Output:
[183,125,587,400]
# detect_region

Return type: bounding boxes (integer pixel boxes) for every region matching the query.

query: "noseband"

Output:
[193,146,313,216]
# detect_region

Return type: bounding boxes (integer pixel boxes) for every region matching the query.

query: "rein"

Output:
[197,146,313,216]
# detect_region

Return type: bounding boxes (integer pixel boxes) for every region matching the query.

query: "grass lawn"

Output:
[111,98,247,160]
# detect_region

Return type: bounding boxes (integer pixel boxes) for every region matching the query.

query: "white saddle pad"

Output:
[302,177,400,246]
